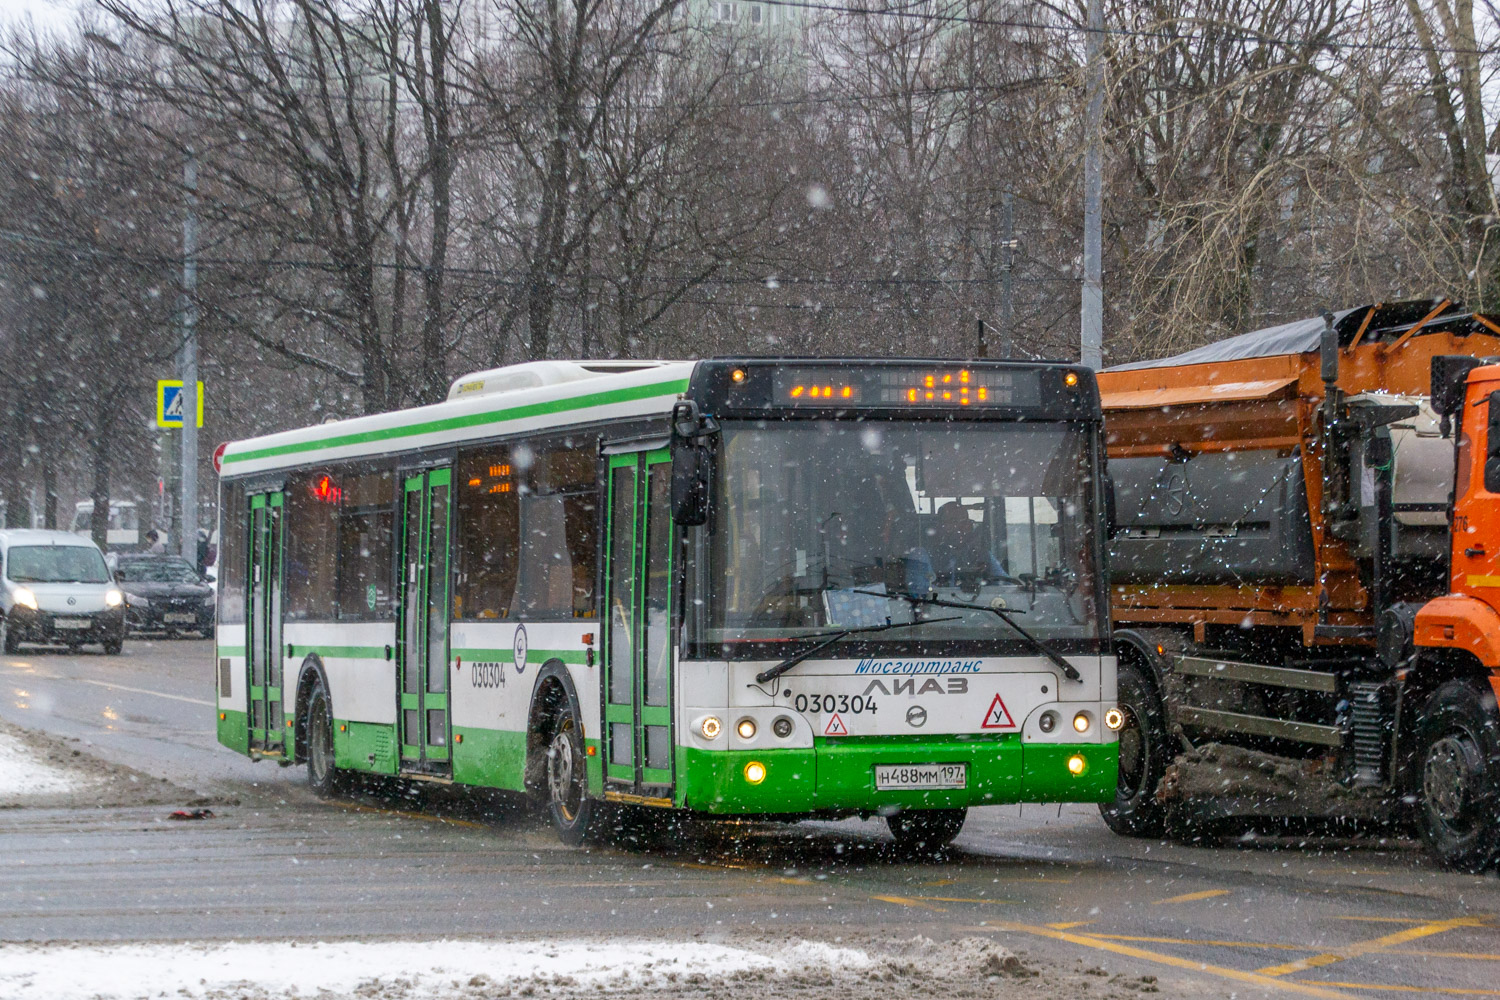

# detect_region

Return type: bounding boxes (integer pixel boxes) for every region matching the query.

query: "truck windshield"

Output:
[7,546,112,584]
[688,420,1102,655]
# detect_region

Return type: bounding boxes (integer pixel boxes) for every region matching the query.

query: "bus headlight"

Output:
[772,716,794,739]
[1067,754,1087,775]
[700,716,722,740]
[12,587,36,610]
[744,761,766,784]
[736,718,757,740]
[1038,711,1057,733]
[105,590,125,608]
[1072,711,1091,734]
[1104,707,1125,731]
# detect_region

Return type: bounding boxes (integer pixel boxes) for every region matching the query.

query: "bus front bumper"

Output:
[677,737,1117,815]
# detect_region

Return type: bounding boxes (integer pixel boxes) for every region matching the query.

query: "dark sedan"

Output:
[110,555,215,637]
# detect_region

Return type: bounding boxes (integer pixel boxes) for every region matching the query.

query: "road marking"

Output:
[959,922,1357,998]
[1154,889,1230,904]
[1257,918,1483,977]
[1391,949,1500,961]
[78,678,213,706]
[1089,933,1309,952]
[1047,921,1093,930]
[921,896,1015,905]
[871,894,947,913]
[1305,982,1500,996]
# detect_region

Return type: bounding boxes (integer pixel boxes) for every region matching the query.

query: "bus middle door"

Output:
[397,467,453,774]
[602,449,675,802]
[246,489,285,757]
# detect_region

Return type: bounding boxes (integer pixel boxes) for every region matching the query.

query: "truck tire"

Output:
[1413,678,1500,872]
[1099,659,1168,838]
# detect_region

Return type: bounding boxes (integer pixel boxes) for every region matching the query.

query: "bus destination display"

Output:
[770,367,1038,407]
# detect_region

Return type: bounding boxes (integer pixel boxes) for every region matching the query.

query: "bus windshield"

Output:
[691,420,1101,653]
[7,546,112,584]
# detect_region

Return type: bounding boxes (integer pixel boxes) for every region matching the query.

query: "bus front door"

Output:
[246,490,285,756]
[602,450,675,801]
[397,467,453,773]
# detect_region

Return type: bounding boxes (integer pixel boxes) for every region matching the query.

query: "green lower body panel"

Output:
[678,737,1117,815]
[336,720,399,775]
[452,727,527,791]
[217,709,249,756]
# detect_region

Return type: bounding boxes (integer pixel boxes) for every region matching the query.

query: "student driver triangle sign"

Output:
[980,693,1017,730]
[824,713,849,737]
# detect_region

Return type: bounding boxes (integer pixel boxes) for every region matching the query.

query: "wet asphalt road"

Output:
[1,639,1497,999]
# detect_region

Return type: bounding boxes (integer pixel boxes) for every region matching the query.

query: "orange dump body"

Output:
[1099,304,1500,646]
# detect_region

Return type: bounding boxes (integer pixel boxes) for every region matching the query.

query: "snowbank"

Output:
[0,731,80,796]
[0,938,875,999]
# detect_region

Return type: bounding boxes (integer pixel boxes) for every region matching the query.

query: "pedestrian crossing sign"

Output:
[157,380,205,428]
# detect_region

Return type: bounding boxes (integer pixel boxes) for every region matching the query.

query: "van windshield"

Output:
[7,546,111,584]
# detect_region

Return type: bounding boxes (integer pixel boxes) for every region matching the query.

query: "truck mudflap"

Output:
[1157,742,1403,834]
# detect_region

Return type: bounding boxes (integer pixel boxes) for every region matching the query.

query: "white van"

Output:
[0,530,126,655]
[71,500,141,549]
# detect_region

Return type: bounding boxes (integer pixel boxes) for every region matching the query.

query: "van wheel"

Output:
[886,807,966,854]
[101,637,123,656]
[0,619,18,654]
[306,683,344,798]
[546,705,610,847]
[1100,659,1168,838]
[1413,679,1500,872]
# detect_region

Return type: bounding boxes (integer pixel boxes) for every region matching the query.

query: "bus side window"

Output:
[454,448,521,619]
[336,470,395,620]
[218,481,247,625]
[513,440,598,619]
[284,472,339,620]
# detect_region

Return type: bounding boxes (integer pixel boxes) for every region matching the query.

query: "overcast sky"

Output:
[0,0,82,33]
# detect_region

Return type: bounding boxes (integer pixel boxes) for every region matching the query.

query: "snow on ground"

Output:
[0,731,81,796]
[0,938,877,1000]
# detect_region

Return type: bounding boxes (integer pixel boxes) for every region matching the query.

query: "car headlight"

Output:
[12,587,37,610]
[122,592,146,609]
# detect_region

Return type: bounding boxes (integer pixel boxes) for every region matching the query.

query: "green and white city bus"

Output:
[213,358,1120,848]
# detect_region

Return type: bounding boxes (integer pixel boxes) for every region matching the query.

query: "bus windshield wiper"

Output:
[754,616,960,684]
[853,589,1082,682]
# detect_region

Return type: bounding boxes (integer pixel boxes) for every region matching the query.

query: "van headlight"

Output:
[105,590,125,608]
[12,587,37,610]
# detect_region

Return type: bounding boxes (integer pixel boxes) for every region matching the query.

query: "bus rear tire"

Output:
[886,807,966,854]
[546,705,609,847]
[1413,678,1500,872]
[1099,658,1168,838]
[306,683,344,798]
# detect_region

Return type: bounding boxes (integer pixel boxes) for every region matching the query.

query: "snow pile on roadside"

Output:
[0,731,81,797]
[0,938,877,999]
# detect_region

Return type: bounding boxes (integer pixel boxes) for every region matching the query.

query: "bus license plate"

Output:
[874,763,967,790]
[164,613,196,624]
[53,618,89,630]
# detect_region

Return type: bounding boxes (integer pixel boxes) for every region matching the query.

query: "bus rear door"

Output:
[602,449,676,802]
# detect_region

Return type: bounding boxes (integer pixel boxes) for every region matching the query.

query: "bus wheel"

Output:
[546,707,607,847]
[1099,659,1168,838]
[306,683,344,798]
[886,807,966,854]
[1413,679,1500,872]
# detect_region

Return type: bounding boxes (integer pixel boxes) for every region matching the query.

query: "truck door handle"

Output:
[1466,546,1487,557]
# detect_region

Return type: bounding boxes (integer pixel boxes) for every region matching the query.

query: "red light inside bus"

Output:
[311,475,341,503]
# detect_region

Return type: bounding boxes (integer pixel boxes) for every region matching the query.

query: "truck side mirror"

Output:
[670,401,716,526]
[1431,355,1485,437]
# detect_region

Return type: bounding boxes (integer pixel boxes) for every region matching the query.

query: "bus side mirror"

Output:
[670,401,717,526]
[1431,355,1485,438]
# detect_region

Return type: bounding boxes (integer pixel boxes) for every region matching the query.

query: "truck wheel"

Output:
[546,704,610,847]
[1413,679,1500,872]
[306,683,345,798]
[1100,659,1168,837]
[886,807,966,854]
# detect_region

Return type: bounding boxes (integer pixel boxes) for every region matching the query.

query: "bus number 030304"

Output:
[793,694,877,715]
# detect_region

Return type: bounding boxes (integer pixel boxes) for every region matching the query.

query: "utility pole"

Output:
[1000,189,1015,360]
[179,150,199,566]
[1080,0,1104,370]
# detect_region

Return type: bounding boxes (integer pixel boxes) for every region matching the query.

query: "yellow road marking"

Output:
[1154,889,1230,904]
[1257,918,1483,977]
[960,922,1356,998]
[922,878,958,886]
[774,877,813,885]
[871,894,947,913]
[1090,933,1309,952]
[1306,982,1500,996]
[79,677,214,706]
[1047,921,1093,930]
[922,896,1014,905]
[1391,950,1500,961]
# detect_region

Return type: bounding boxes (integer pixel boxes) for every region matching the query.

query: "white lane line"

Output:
[78,678,214,707]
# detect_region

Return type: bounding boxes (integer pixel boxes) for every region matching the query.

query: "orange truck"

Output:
[1096,299,1500,869]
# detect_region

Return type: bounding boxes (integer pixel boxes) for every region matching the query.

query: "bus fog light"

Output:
[1072,712,1091,734]
[744,761,766,784]
[772,716,794,739]
[1104,707,1124,731]
[1067,754,1086,775]
[1038,711,1057,733]
[736,718,757,740]
[700,716,722,740]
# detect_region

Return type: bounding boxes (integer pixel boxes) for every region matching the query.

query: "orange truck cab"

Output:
[1097,301,1500,871]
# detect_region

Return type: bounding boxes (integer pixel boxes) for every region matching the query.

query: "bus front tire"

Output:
[1413,678,1500,872]
[306,683,344,798]
[886,807,966,853]
[546,706,609,847]
[1099,659,1168,838]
